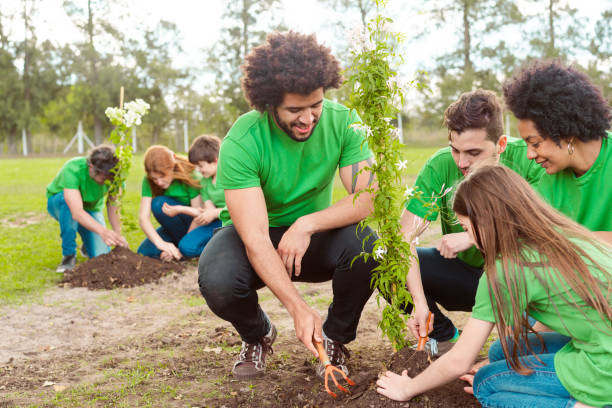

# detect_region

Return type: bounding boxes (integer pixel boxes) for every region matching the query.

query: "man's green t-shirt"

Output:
[46,157,109,212]
[140,174,201,206]
[405,137,544,267]
[472,239,612,407]
[216,99,372,227]
[535,134,611,232]
[200,177,225,208]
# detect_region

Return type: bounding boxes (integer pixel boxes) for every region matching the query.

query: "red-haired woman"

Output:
[137,145,203,260]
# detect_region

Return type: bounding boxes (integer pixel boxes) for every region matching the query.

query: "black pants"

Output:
[198,224,378,344]
[404,247,483,341]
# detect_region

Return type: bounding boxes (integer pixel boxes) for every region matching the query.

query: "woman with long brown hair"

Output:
[376,164,611,408]
[137,145,203,260]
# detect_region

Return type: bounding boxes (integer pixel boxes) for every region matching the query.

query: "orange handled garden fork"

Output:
[416,311,434,351]
[314,340,356,398]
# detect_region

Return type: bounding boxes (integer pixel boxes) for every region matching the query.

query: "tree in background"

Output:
[586,5,612,103]
[204,0,283,136]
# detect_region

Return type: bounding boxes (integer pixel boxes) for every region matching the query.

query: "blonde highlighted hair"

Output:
[143,145,200,197]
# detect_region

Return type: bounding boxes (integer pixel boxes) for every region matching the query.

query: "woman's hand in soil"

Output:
[376,369,413,401]
[158,242,182,261]
[162,203,180,217]
[292,304,322,356]
[277,218,313,277]
[407,304,433,340]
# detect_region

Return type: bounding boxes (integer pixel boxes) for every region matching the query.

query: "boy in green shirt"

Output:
[46,145,127,272]
[160,135,225,255]
[198,31,431,382]
[401,89,544,356]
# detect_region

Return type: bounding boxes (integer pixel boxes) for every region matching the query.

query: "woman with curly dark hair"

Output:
[503,59,612,244]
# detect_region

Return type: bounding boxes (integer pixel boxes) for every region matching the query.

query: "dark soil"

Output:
[59,246,185,290]
[204,339,480,408]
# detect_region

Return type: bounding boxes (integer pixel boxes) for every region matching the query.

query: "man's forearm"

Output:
[73,209,106,235]
[244,234,307,316]
[298,190,374,235]
[107,204,121,233]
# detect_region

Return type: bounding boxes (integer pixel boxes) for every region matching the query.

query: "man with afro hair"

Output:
[198,31,430,381]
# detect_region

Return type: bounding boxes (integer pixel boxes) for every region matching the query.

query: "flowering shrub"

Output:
[104,98,150,230]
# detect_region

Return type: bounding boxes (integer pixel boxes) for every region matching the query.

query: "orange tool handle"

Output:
[416,311,433,351]
[314,340,330,365]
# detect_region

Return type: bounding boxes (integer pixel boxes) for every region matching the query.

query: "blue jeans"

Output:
[474,333,576,408]
[137,196,221,258]
[47,191,110,257]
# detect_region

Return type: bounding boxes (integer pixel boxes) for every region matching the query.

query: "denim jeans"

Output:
[137,196,221,258]
[474,333,576,408]
[402,247,483,341]
[198,224,378,344]
[47,191,110,257]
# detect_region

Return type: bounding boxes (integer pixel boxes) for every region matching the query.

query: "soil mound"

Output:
[59,246,186,290]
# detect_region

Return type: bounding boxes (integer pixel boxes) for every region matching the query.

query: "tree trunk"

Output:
[93,116,102,144]
[152,128,159,145]
[87,0,101,145]
[7,128,18,154]
[463,0,472,71]
[548,0,555,54]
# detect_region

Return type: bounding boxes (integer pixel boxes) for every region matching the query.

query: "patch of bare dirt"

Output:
[60,246,185,290]
[0,212,47,228]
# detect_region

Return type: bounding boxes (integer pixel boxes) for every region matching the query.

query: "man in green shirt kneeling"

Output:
[198,31,430,382]
[401,89,544,356]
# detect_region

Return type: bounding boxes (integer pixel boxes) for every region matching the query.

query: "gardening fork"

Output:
[416,311,435,361]
[314,340,356,398]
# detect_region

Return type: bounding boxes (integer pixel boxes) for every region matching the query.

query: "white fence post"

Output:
[505,113,511,138]
[22,128,28,156]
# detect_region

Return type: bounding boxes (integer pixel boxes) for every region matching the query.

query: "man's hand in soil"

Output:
[194,209,217,226]
[158,241,182,261]
[376,369,413,401]
[277,217,313,277]
[407,304,433,340]
[292,303,323,357]
[101,229,127,248]
[436,232,474,259]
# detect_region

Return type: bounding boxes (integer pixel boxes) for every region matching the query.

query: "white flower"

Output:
[125,99,150,116]
[350,122,373,137]
[396,160,408,171]
[404,186,414,198]
[105,107,124,123]
[390,128,401,139]
[374,246,387,260]
[412,236,420,245]
[123,110,141,127]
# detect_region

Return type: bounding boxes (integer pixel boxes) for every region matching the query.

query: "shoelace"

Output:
[239,337,274,363]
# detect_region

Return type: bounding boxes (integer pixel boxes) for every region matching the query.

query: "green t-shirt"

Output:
[405,137,544,267]
[140,173,201,206]
[535,134,611,232]
[472,240,612,407]
[46,157,109,212]
[200,177,225,208]
[217,99,373,227]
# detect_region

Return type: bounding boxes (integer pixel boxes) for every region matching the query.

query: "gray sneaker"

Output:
[315,336,350,379]
[232,324,277,380]
[415,330,462,358]
[56,255,76,273]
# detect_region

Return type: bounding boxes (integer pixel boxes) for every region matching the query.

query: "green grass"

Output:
[0,146,439,306]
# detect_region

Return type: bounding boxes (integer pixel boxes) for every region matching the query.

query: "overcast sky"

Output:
[2,0,610,86]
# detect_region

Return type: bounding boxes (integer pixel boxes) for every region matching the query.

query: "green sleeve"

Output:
[338,110,373,168]
[62,166,81,190]
[404,162,444,221]
[471,275,497,323]
[216,138,261,190]
[141,177,153,197]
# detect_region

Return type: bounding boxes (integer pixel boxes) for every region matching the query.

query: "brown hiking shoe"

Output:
[315,337,350,379]
[232,324,277,380]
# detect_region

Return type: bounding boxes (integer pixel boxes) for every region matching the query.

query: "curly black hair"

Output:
[241,31,343,112]
[444,89,504,143]
[502,59,611,145]
[87,144,118,176]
